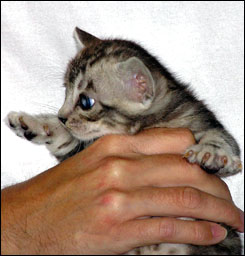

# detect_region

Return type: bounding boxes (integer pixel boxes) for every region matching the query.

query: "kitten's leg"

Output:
[7,112,80,161]
[184,129,242,177]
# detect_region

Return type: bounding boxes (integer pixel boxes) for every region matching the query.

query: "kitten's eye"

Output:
[79,94,95,110]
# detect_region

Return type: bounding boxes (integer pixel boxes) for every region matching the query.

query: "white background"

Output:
[1,1,244,249]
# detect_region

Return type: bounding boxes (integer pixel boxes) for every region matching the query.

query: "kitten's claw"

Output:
[183,150,194,158]
[183,144,242,177]
[238,162,243,170]
[221,156,228,166]
[201,152,211,164]
[43,124,52,136]
[19,116,28,130]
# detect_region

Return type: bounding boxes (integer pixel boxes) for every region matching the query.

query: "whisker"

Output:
[30,101,59,114]
[75,141,83,155]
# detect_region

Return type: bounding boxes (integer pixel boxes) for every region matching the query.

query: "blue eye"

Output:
[79,94,95,110]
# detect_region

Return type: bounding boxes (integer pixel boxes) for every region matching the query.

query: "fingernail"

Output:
[211,225,227,241]
[238,210,244,233]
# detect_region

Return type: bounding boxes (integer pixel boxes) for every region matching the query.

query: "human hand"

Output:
[1,128,243,255]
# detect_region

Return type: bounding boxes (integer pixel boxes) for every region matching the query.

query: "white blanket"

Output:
[2,1,244,250]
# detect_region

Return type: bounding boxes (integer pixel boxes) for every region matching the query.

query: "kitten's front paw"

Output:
[7,112,52,144]
[183,144,242,177]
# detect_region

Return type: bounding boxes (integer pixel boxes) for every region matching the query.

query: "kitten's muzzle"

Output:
[58,116,68,125]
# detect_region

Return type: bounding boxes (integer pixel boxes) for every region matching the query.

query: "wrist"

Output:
[1,185,44,254]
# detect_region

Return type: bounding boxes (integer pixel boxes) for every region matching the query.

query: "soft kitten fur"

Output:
[7,28,242,255]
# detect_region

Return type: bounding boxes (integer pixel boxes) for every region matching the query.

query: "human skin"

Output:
[1,128,244,255]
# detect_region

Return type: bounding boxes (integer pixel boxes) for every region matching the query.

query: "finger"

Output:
[119,217,228,250]
[131,128,196,155]
[127,187,242,231]
[89,128,195,158]
[125,154,232,201]
[88,154,231,201]
[81,128,195,170]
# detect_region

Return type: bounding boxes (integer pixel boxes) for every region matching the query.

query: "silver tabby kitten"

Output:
[7,28,242,255]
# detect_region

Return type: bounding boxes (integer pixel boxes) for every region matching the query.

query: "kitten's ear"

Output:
[74,27,101,49]
[116,57,155,106]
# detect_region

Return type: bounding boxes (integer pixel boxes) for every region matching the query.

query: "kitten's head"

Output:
[58,28,165,141]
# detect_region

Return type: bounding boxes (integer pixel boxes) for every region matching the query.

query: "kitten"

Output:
[7,28,242,255]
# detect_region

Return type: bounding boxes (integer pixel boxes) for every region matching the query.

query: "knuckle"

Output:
[98,189,127,211]
[180,187,202,209]
[101,156,124,170]
[158,219,176,239]
[95,156,130,191]
[99,156,126,183]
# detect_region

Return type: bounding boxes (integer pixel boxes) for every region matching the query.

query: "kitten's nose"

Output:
[58,116,67,125]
